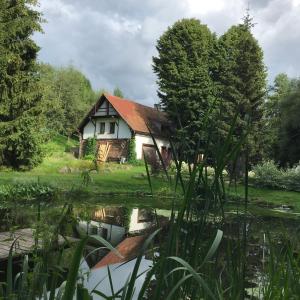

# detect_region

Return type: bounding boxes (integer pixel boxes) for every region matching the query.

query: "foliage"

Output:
[153,18,220,160]
[0,182,56,204]
[261,74,300,166]
[278,81,300,166]
[252,161,284,189]
[127,137,137,163]
[262,73,291,160]
[84,137,97,157]
[1,109,300,298]
[41,134,78,157]
[0,0,45,169]
[219,14,267,174]
[113,87,124,98]
[0,204,78,299]
[38,63,98,137]
[253,160,300,191]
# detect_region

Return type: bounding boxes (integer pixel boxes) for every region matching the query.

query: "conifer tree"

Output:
[0,0,44,168]
[219,13,267,174]
[153,19,220,159]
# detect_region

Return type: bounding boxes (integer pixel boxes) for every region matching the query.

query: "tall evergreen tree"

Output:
[153,19,220,159]
[0,0,44,169]
[219,13,267,173]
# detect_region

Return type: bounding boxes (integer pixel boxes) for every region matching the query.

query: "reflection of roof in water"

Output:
[81,256,152,300]
[93,235,147,269]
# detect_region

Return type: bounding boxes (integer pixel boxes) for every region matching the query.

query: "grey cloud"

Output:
[34,0,300,106]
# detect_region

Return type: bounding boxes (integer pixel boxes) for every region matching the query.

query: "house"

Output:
[78,93,172,162]
[76,207,156,246]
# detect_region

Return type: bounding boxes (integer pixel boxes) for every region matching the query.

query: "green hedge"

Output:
[0,182,56,204]
[85,137,97,157]
[252,161,300,191]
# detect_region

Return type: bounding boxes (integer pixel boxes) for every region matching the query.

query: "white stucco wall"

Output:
[83,118,132,140]
[135,134,170,160]
[83,121,95,139]
[128,208,153,233]
[77,220,126,246]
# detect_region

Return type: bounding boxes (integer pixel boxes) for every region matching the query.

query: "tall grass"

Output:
[1,119,300,299]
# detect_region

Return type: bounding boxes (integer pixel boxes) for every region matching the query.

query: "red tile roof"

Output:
[93,235,146,269]
[79,93,170,137]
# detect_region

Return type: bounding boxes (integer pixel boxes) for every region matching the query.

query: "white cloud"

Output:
[185,0,226,15]
[34,0,300,106]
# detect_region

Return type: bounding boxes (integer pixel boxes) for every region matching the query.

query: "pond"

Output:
[0,195,300,298]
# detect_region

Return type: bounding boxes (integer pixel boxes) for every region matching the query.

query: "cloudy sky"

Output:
[34,0,300,106]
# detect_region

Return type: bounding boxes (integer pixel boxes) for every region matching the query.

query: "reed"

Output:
[1,116,299,299]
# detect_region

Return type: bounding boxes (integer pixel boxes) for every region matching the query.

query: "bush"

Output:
[283,164,300,191]
[252,161,300,191]
[169,161,189,174]
[0,182,56,204]
[252,161,283,189]
[85,137,97,157]
[83,154,95,161]
[128,138,137,163]
[130,159,144,166]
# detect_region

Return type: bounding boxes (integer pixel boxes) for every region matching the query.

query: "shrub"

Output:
[83,154,95,161]
[252,161,283,189]
[130,159,144,166]
[0,182,56,203]
[283,163,300,191]
[252,161,300,191]
[128,137,137,163]
[169,161,189,174]
[85,137,97,157]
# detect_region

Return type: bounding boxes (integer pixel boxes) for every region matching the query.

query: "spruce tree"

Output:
[219,13,267,174]
[0,0,44,169]
[153,19,220,160]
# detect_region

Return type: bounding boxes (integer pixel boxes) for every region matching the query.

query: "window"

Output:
[99,122,105,134]
[109,122,115,134]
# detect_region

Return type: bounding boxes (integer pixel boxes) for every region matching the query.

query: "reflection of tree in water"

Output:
[138,209,154,223]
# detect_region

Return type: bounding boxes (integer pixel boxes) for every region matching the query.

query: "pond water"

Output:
[0,196,299,298]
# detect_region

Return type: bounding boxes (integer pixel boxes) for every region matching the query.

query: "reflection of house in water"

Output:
[77,207,155,246]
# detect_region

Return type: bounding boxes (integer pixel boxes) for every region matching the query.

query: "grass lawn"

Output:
[0,165,165,193]
[228,184,300,213]
[0,135,172,207]
[0,135,299,211]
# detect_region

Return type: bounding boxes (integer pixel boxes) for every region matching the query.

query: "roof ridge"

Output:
[104,93,161,112]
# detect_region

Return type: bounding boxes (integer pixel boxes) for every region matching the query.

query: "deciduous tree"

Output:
[38,63,97,137]
[113,87,124,98]
[278,79,300,166]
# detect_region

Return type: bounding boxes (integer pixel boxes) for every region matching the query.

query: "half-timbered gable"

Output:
[78,93,171,162]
